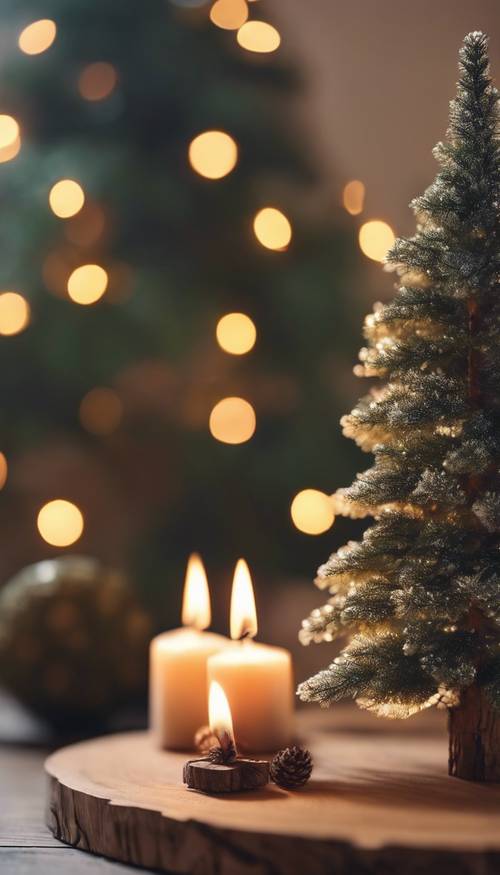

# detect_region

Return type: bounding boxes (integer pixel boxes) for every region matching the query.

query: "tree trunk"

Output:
[448,683,500,781]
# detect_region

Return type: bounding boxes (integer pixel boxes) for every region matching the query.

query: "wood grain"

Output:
[183,756,269,792]
[45,710,500,875]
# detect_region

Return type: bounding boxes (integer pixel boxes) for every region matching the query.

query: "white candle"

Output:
[207,559,293,753]
[149,554,230,750]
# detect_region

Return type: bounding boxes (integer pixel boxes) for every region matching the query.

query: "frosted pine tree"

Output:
[298,32,500,781]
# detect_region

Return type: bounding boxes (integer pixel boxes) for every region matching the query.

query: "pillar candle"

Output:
[149,554,230,750]
[207,559,293,752]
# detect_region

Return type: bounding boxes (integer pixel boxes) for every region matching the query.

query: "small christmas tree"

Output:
[298,32,500,782]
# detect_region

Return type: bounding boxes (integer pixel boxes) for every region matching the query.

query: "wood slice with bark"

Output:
[45,709,500,875]
[183,757,269,792]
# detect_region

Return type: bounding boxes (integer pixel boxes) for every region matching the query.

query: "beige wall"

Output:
[271,0,500,234]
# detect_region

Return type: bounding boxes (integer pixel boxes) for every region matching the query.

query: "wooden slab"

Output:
[45,709,500,875]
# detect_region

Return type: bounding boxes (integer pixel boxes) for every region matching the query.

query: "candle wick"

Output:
[238,629,254,643]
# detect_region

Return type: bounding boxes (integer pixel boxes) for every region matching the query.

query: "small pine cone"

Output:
[270,745,313,789]
[194,725,219,754]
[207,738,237,764]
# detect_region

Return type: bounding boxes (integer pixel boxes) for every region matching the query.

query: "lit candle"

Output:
[149,554,230,750]
[183,680,270,792]
[207,559,293,752]
[209,679,236,760]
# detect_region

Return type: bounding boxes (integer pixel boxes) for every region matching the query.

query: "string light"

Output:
[210,0,248,30]
[0,134,21,163]
[78,62,117,101]
[216,313,256,354]
[291,489,334,535]
[209,397,256,444]
[358,220,395,262]
[236,21,280,53]
[18,19,57,55]
[0,453,7,490]
[37,499,84,547]
[188,130,238,179]
[0,292,30,336]
[67,264,108,305]
[79,387,123,436]
[343,180,365,216]
[253,207,291,250]
[0,116,19,149]
[49,179,85,219]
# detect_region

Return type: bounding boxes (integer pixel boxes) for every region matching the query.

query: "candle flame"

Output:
[208,680,234,742]
[181,553,211,630]
[230,558,257,641]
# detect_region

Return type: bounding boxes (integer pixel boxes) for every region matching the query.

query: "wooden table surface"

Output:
[0,692,146,874]
[2,689,499,874]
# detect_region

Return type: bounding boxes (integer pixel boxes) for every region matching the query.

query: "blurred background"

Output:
[0,0,498,730]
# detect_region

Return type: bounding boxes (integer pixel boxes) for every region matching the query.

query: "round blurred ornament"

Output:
[0,556,151,729]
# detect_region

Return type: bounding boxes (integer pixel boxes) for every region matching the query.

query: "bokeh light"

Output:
[253,207,292,250]
[189,130,238,179]
[343,180,365,216]
[67,264,108,305]
[0,116,19,149]
[358,220,395,262]
[0,134,21,163]
[49,179,85,219]
[237,21,280,53]
[210,0,248,30]
[0,453,7,490]
[0,292,30,336]
[216,312,256,355]
[18,19,57,55]
[209,397,256,444]
[78,62,118,101]
[79,387,123,436]
[37,499,84,547]
[291,489,335,535]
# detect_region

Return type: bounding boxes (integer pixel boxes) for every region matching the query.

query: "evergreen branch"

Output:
[300,33,500,721]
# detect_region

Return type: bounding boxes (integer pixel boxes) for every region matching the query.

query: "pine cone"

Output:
[270,745,313,789]
[207,737,237,764]
[194,725,219,754]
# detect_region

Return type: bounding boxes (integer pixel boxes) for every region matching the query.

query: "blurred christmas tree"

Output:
[0,0,359,617]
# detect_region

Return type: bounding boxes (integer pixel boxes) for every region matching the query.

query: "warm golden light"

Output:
[0,453,7,490]
[237,21,281,53]
[216,312,256,355]
[208,680,235,741]
[181,553,211,631]
[78,62,117,101]
[49,179,85,219]
[343,180,365,216]
[0,116,20,150]
[209,397,256,444]
[79,387,123,436]
[210,0,248,30]
[230,558,257,641]
[18,19,56,55]
[358,220,395,262]
[37,499,84,547]
[188,130,238,180]
[0,292,30,336]
[291,489,335,535]
[253,207,291,251]
[0,134,21,164]
[67,264,108,305]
